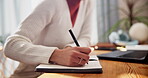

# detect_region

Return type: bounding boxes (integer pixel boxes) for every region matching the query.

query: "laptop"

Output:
[97,45,148,63]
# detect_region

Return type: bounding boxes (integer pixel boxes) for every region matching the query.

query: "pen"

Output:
[69,29,88,64]
[69,29,80,46]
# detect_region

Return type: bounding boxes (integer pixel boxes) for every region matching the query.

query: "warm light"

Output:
[0,46,2,51]
[90,47,95,52]
[120,48,127,51]
[118,73,147,78]
[116,47,127,51]
[94,46,98,50]
[38,73,79,78]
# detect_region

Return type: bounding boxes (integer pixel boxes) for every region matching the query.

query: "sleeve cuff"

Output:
[34,46,58,64]
[64,43,77,48]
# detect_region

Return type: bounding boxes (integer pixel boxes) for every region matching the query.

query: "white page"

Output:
[36,55,102,69]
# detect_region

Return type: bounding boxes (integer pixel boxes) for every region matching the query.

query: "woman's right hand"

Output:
[49,47,91,67]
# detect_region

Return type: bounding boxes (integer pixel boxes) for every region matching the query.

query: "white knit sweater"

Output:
[3,0,94,77]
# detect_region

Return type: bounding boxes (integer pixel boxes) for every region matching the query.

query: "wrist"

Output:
[49,49,62,63]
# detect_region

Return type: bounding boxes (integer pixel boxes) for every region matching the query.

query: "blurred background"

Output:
[0,0,148,77]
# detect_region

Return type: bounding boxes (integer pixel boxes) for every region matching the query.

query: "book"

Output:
[35,55,102,73]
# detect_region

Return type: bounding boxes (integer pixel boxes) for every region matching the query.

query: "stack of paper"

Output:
[126,45,148,51]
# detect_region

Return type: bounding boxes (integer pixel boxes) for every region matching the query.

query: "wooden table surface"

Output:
[38,50,148,78]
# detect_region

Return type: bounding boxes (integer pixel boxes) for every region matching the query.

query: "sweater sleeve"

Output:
[3,0,57,65]
[65,1,95,47]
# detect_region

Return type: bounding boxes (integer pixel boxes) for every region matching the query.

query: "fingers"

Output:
[74,47,91,54]
[72,52,89,65]
[74,51,89,61]
[70,47,90,66]
[77,58,87,66]
[70,57,87,66]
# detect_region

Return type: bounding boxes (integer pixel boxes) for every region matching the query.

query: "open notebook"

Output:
[35,55,102,73]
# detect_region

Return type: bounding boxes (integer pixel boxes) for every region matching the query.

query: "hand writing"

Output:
[49,47,91,67]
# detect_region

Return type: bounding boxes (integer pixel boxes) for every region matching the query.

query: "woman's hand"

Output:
[49,47,91,67]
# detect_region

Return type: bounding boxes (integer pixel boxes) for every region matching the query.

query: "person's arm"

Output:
[3,0,57,65]
[65,1,95,47]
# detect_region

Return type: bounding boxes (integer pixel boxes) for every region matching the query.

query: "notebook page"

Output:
[36,55,102,69]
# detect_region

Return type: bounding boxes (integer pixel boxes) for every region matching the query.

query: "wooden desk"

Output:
[38,50,148,78]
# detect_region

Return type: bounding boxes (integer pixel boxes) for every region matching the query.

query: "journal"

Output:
[35,55,102,73]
